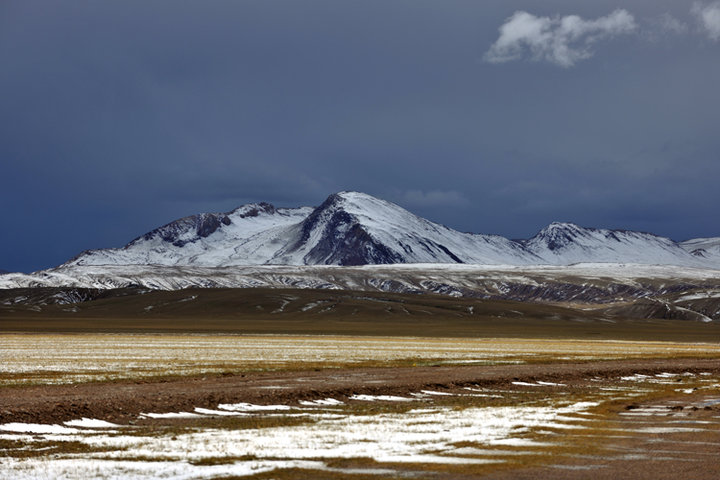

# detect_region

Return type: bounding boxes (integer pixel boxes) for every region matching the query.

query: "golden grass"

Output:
[3,333,720,387]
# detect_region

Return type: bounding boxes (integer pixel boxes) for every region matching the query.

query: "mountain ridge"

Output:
[61,191,719,269]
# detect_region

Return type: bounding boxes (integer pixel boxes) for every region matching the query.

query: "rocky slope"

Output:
[3,264,720,322]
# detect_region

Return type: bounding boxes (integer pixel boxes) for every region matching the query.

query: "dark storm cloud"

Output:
[1,1,719,271]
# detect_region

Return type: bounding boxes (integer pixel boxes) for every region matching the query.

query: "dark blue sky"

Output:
[2,1,720,272]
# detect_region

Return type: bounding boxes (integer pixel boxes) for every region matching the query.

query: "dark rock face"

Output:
[237,202,276,218]
[196,214,231,239]
[287,194,403,266]
[546,233,573,251]
[301,209,355,264]
[135,213,232,248]
[306,222,403,266]
[295,194,343,247]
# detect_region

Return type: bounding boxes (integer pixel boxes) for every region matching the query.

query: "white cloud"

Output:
[484,9,637,67]
[400,190,468,207]
[641,13,688,42]
[692,1,720,40]
[654,13,688,35]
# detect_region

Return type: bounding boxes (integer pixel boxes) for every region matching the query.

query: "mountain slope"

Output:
[3,264,720,325]
[60,191,718,269]
[66,192,542,267]
[680,237,720,264]
[69,203,313,267]
[270,192,540,265]
[524,222,702,266]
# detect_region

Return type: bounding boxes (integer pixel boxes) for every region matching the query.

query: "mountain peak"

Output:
[320,191,395,210]
[546,221,582,230]
[334,190,380,201]
[528,222,590,251]
[280,191,405,265]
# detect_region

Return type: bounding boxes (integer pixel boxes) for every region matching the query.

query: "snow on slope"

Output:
[680,237,720,264]
[524,222,705,266]
[69,203,313,267]
[269,192,541,265]
[2,263,720,299]
[66,192,542,267]
[47,191,720,270]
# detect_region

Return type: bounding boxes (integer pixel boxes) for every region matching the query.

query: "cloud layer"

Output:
[693,1,720,40]
[484,9,637,67]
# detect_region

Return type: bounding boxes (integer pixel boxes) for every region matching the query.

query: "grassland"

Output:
[2,333,720,388]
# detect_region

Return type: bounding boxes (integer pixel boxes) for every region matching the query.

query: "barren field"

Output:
[1,332,719,479]
[3,287,720,342]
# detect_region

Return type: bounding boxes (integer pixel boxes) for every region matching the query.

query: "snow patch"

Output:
[140,412,203,419]
[0,423,82,434]
[298,398,344,406]
[348,394,415,402]
[194,407,246,416]
[217,403,293,412]
[63,418,119,428]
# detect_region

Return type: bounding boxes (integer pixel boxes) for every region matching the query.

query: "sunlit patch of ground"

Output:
[2,333,720,386]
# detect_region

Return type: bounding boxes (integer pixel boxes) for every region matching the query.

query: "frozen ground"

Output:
[3,262,720,293]
[2,370,719,479]
[2,333,719,478]
[0,401,593,477]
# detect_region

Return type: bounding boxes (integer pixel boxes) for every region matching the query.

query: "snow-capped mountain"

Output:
[66,192,541,267]
[522,222,704,266]
[53,191,720,269]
